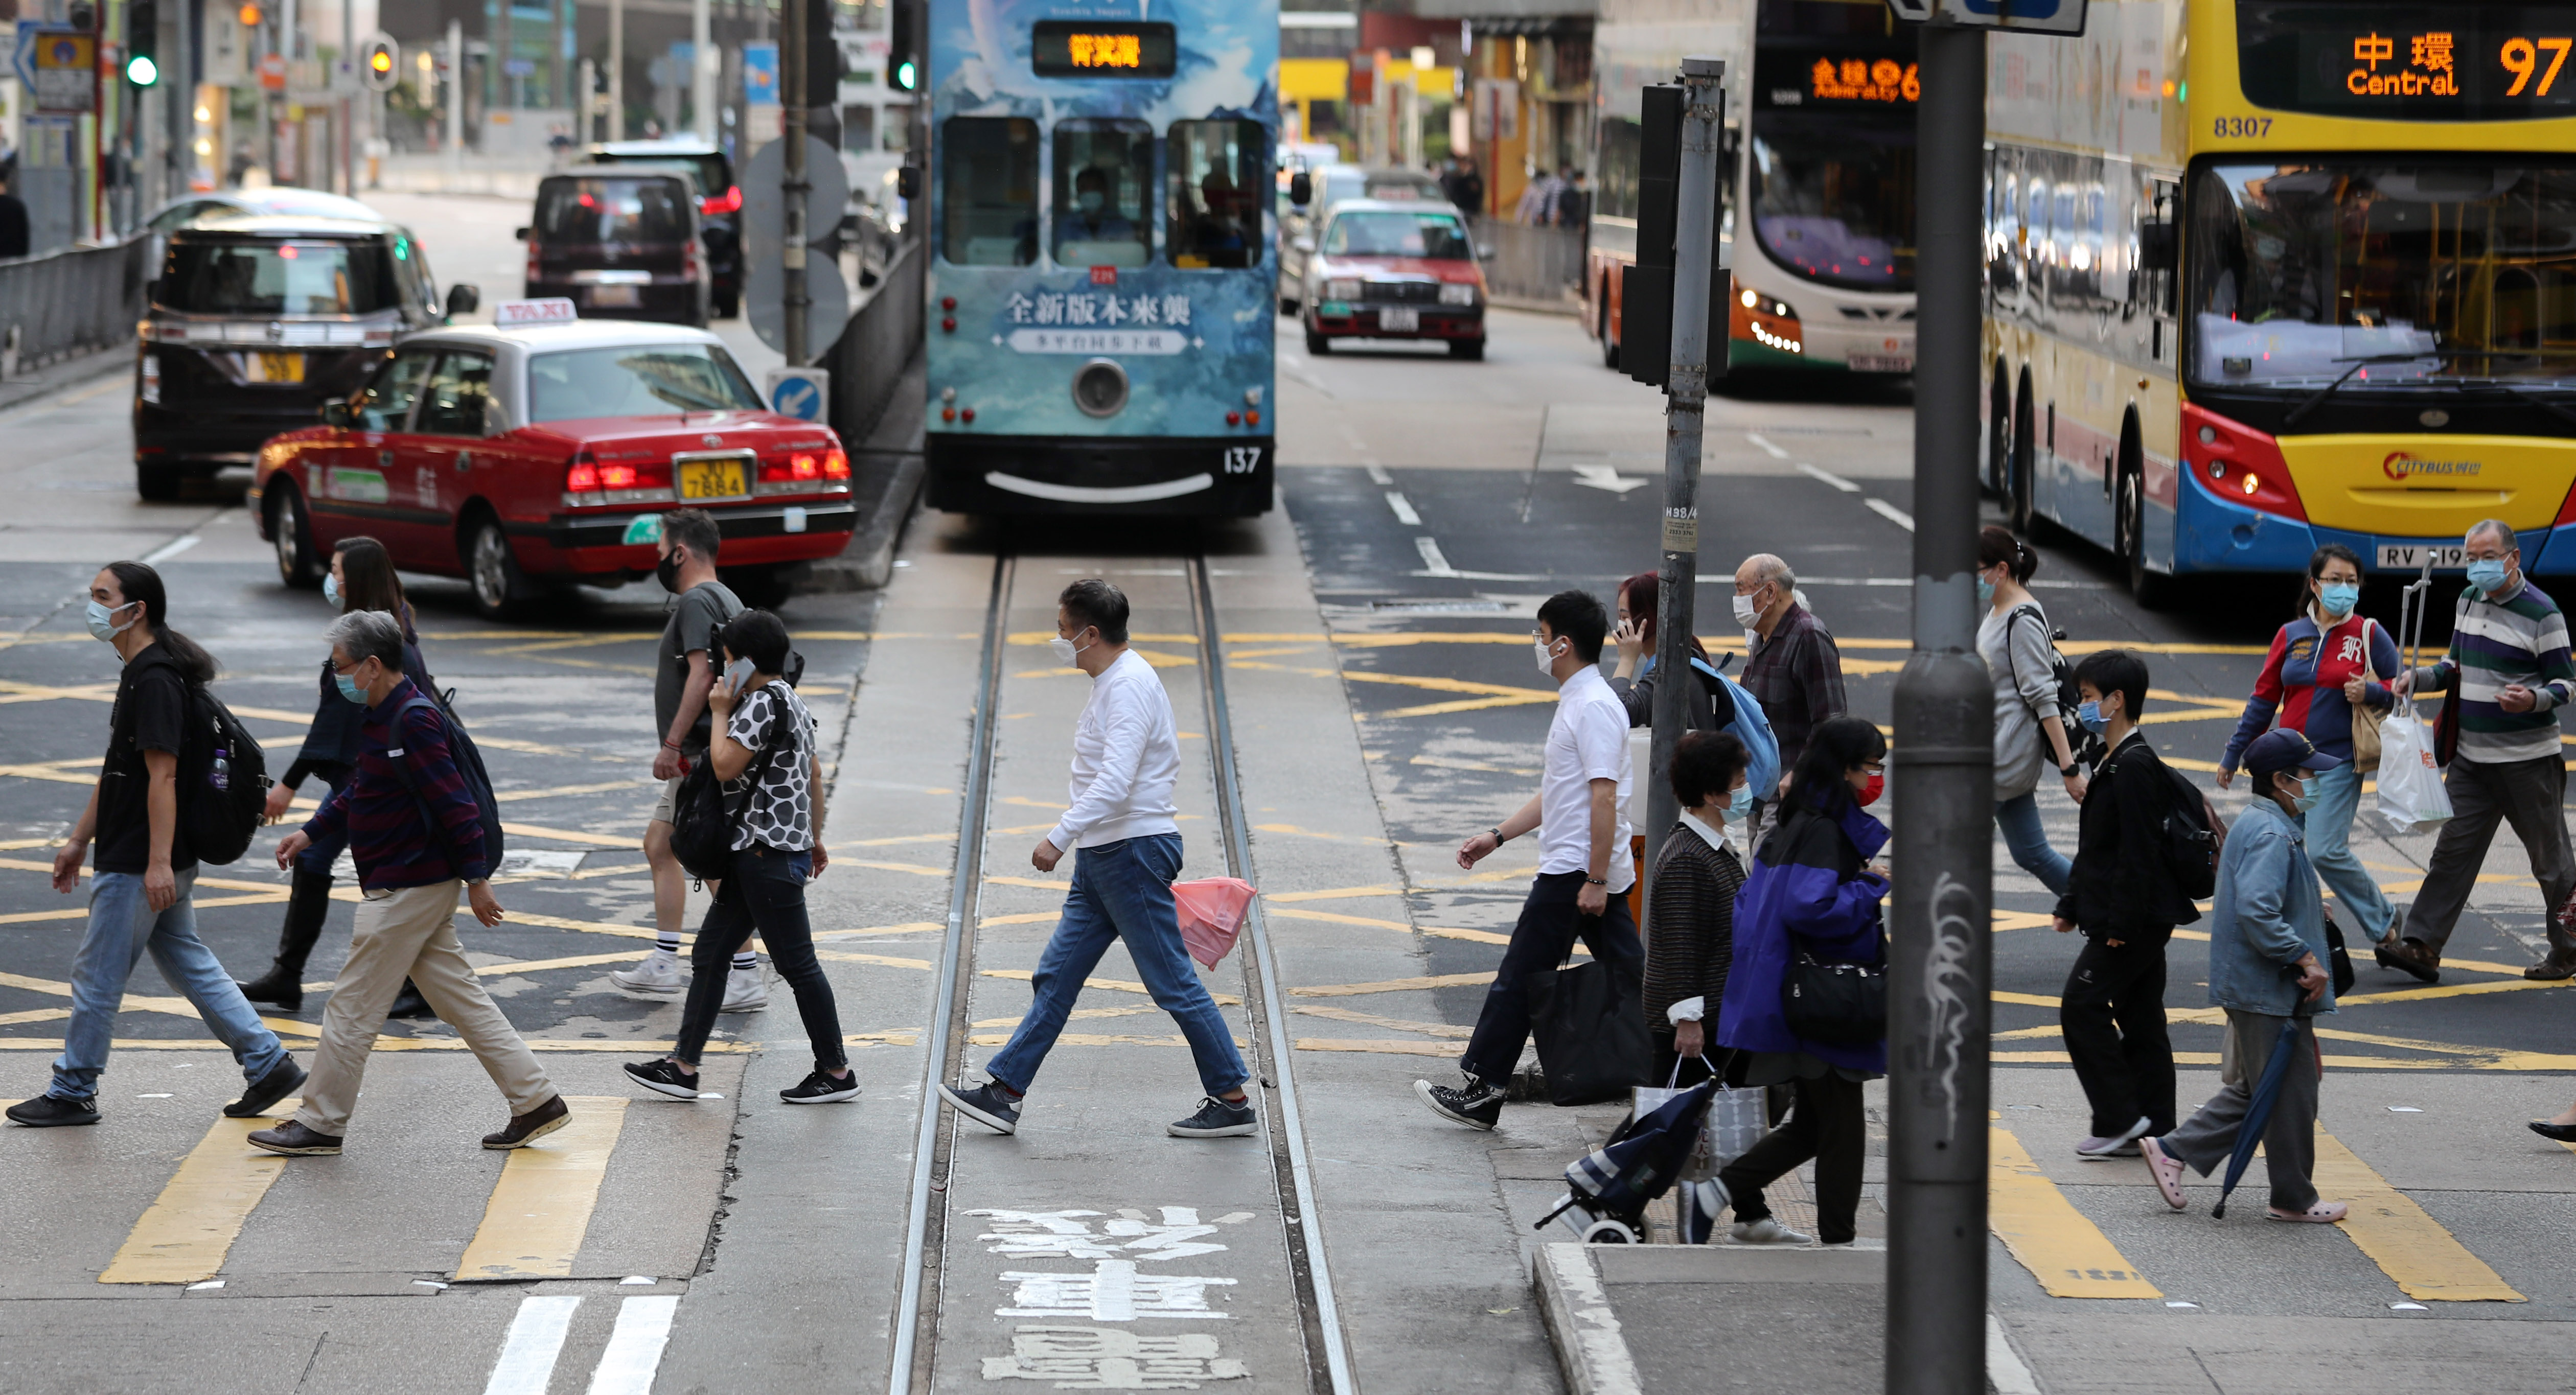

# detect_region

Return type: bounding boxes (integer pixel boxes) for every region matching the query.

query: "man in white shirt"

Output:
[1417,590,1640,1129]
[940,580,1256,1140]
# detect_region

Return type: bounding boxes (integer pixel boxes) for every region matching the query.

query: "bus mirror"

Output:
[1289,172,1312,206]
[2137,221,2176,272]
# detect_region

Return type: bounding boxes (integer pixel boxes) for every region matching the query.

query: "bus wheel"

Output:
[1304,329,1330,356]
[2117,463,2173,609]
[2008,390,2036,533]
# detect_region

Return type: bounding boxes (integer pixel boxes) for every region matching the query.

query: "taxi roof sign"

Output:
[494,297,579,328]
[1883,0,2084,35]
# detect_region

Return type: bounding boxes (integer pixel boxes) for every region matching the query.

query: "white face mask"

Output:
[1731,590,1762,627]
[1533,637,1560,674]
[1049,632,1089,665]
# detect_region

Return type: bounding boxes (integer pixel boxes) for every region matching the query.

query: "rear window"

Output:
[1324,210,1472,259]
[535,178,693,243]
[594,153,730,200]
[160,239,402,314]
[526,344,765,422]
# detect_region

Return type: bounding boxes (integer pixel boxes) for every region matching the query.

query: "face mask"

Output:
[2289,776,2319,814]
[2316,582,2358,618]
[1856,772,1885,808]
[1731,591,1761,627]
[2076,699,2108,733]
[2467,557,2511,595]
[655,550,683,594]
[323,574,342,610]
[1533,637,1560,675]
[1077,191,1105,215]
[334,667,370,704]
[1726,784,1754,821]
[724,656,756,692]
[1976,575,1996,606]
[84,598,139,643]
[1049,632,1089,665]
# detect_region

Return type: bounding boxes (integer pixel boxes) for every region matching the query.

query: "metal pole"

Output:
[1885,16,1992,1395]
[445,20,464,187]
[692,0,716,141]
[1643,55,1723,885]
[608,0,624,140]
[781,0,809,366]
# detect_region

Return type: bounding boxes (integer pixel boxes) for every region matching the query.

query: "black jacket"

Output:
[2053,730,2197,938]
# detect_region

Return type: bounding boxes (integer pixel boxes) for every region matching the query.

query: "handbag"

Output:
[2347,618,2383,774]
[1632,1055,1768,1181]
[1526,942,1652,1106]
[668,681,790,881]
[1781,928,1888,1045]
[2321,908,2356,999]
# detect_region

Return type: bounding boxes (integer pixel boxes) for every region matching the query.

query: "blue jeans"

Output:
[50,868,289,1101]
[1994,792,2072,898]
[985,834,1247,1099]
[2307,760,2395,943]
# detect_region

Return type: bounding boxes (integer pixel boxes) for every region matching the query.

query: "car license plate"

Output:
[250,351,304,383]
[2377,543,2468,571]
[677,457,748,501]
[1847,354,1913,374]
[589,284,642,308]
[1378,307,1419,332]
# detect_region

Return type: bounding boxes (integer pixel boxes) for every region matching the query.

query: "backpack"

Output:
[1700,661,1781,805]
[178,686,270,866]
[2154,764,2224,907]
[669,680,795,881]
[2005,604,2084,765]
[390,693,506,875]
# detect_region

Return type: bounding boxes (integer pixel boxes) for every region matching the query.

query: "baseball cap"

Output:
[2243,729,2341,782]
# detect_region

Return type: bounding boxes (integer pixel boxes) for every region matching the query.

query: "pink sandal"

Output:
[2266,1200,2349,1224]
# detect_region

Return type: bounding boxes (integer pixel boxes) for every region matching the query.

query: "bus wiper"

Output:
[2282,354,2440,428]
[2462,380,2576,432]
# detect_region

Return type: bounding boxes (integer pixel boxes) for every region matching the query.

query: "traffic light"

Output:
[237,3,261,26]
[889,0,918,91]
[801,0,842,100]
[1622,82,1729,390]
[361,34,400,91]
[124,0,158,84]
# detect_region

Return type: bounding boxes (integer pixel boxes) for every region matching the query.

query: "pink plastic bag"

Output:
[1172,877,1258,968]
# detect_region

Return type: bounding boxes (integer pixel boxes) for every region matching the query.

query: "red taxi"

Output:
[1297,199,1489,361]
[249,317,855,617]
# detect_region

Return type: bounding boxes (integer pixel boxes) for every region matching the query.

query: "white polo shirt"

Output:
[1537,666,1635,892]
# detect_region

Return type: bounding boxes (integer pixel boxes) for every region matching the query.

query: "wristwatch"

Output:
[1488,826,1508,845]
[1584,875,1608,887]
[2060,761,2082,778]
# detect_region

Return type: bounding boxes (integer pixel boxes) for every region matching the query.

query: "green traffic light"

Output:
[125,53,158,85]
[894,58,917,91]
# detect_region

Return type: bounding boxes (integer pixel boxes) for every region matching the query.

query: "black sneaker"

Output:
[1414,1077,1505,1130]
[224,1056,307,1119]
[245,1120,342,1155]
[6,1095,99,1128]
[939,1080,1021,1135]
[624,1059,703,1100]
[781,1068,860,1105]
[1168,1095,1258,1138]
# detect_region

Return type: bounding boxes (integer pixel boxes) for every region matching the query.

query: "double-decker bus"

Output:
[921,0,1276,515]
[1987,0,2576,602]
[1586,0,1919,377]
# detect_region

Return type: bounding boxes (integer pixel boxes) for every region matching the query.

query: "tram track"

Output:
[887,549,1354,1395]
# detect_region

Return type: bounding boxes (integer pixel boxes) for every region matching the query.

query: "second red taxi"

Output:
[1295,199,1489,360]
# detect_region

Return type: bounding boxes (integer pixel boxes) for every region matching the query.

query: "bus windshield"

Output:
[2190,161,2576,390]
[1750,115,1915,291]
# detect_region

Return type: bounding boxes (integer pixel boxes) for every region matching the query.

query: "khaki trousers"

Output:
[294,879,553,1137]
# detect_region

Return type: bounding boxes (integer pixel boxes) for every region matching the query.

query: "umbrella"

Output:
[2211,1016,2304,1220]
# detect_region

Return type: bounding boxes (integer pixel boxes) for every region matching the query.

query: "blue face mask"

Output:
[1976,576,1996,605]
[1727,784,1754,821]
[2316,582,2358,617]
[334,668,369,704]
[2467,557,2511,595]
[323,573,342,610]
[84,598,139,643]
[2290,776,2319,814]
[2075,699,2108,733]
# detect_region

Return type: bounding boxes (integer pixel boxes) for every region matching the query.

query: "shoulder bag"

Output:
[668,682,791,881]
[2348,618,2384,774]
[1781,925,1888,1045]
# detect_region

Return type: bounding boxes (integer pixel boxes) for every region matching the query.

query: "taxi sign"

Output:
[765,367,831,423]
[494,297,578,328]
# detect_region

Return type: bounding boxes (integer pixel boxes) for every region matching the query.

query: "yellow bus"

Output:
[1983,0,2576,603]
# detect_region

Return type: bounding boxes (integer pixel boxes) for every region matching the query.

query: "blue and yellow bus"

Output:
[1986,0,2576,603]
[921,0,1277,516]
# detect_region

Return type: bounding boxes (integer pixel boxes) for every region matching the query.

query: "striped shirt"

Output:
[2412,579,2576,765]
[303,677,491,891]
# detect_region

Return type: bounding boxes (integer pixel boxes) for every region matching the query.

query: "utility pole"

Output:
[1884,11,1993,1395]
[1642,55,1724,879]
[781,0,810,365]
[608,0,625,140]
[446,20,464,185]
[692,0,716,141]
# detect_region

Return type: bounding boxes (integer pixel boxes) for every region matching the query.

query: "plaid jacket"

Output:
[1741,602,1847,777]
[303,677,490,891]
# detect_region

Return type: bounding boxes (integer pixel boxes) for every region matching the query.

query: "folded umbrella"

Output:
[2210,1016,2303,1220]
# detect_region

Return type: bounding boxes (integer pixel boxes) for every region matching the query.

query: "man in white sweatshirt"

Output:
[939,579,1256,1140]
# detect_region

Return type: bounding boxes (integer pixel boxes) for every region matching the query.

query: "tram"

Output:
[919,0,1278,516]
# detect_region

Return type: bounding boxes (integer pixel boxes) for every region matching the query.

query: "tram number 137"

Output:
[1223,446,1262,474]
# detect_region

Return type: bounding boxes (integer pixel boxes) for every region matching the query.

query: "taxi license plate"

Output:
[2377,543,2468,571]
[590,284,642,307]
[1378,307,1420,332]
[1848,354,1913,374]
[678,458,748,501]
[250,352,304,383]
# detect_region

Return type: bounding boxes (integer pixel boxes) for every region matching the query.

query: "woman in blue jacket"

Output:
[1713,716,1889,1246]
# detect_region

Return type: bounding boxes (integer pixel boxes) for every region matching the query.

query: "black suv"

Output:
[583,140,741,317]
[134,213,475,500]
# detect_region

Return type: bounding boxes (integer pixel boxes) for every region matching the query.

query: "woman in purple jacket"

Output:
[1713,716,1889,1246]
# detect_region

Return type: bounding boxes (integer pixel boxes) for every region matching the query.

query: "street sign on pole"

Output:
[764,366,830,423]
[746,254,849,354]
[741,133,848,248]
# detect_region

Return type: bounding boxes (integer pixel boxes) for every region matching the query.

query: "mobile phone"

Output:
[724,656,756,693]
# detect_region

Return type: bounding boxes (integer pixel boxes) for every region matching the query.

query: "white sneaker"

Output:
[719,966,769,1013]
[1730,1217,1814,1245]
[610,949,686,997]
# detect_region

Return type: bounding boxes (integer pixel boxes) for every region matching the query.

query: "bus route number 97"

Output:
[2213,115,2272,137]
[1223,446,1262,475]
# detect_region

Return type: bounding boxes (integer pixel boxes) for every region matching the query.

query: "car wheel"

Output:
[270,484,322,589]
[466,515,529,620]
[136,460,181,502]
[1449,338,1486,361]
[1304,329,1330,355]
[1279,296,1299,316]
[714,291,740,319]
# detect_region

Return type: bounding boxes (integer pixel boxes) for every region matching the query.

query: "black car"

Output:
[133,213,476,500]
[583,140,740,318]
[519,169,711,327]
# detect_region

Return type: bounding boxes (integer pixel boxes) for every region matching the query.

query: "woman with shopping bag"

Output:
[2215,544,2402,949]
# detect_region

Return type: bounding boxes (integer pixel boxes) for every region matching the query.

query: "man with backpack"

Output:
[250,610,568,1156]
[2051,649,2201,1160]
[9,563,303,1128]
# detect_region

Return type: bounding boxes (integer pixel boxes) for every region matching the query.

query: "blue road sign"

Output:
[771,375,825,421]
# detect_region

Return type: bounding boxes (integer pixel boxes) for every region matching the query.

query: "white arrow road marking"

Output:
[1570,465,1649,495]
[1865,497,1917,531]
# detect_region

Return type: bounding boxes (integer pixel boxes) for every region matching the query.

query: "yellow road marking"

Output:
[845,859,946,878]
[2312,1128,2524,1301]
[499,821,641,849]
[971,1006,1157,1030]
[0,1007,70,1026]
[491,780,653,802]
[976,968,1243,1006]
[99,1099,301,1284]
[0,890,287,926]
[1294,1004,1473,1039]
[1267,883,1404,902]
[966,1031,1247,1048]
[1991,1050,2464,1068]
[982,912,1057,927]
[2339,978,2576,1007]
[1293,1038,1456,1057]
[813,922,945,941]
[817,949,936,970]
[454,1097,628,1281]
[1266,904,1513,944]
[1987,1124,2161,1299]
[1290,972,1497,998]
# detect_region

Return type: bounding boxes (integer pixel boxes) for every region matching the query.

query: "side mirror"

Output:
[1291,234,1315,254]
[1289,172,1313,207]
[514,226,532,241]
[1477,243,1496,261]
[445,284,480,319]
[896,165,921,200]
[321,399,351,429]
[2137,222,2177,272]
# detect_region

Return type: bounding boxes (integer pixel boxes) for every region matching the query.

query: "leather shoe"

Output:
[2529,1120,2576,1143]
[246,1120,343,1155]
[2374,937,2441,984]
[223,1056,306,1119]
[483,1094,570,1150]
[2524,954,2576,982]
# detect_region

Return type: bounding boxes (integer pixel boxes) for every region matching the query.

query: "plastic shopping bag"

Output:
[2374,705,2453,836]
[1632,1058,1770,1181]
[1172,877,1257,968]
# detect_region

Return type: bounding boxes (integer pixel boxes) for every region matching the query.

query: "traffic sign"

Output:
[765,367,831,423]
[1883,0,2085,34]
[741,134,850,249]
[745,255,850,354]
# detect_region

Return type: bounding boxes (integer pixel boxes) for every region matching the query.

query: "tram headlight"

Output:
[1072,359,1130,418]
